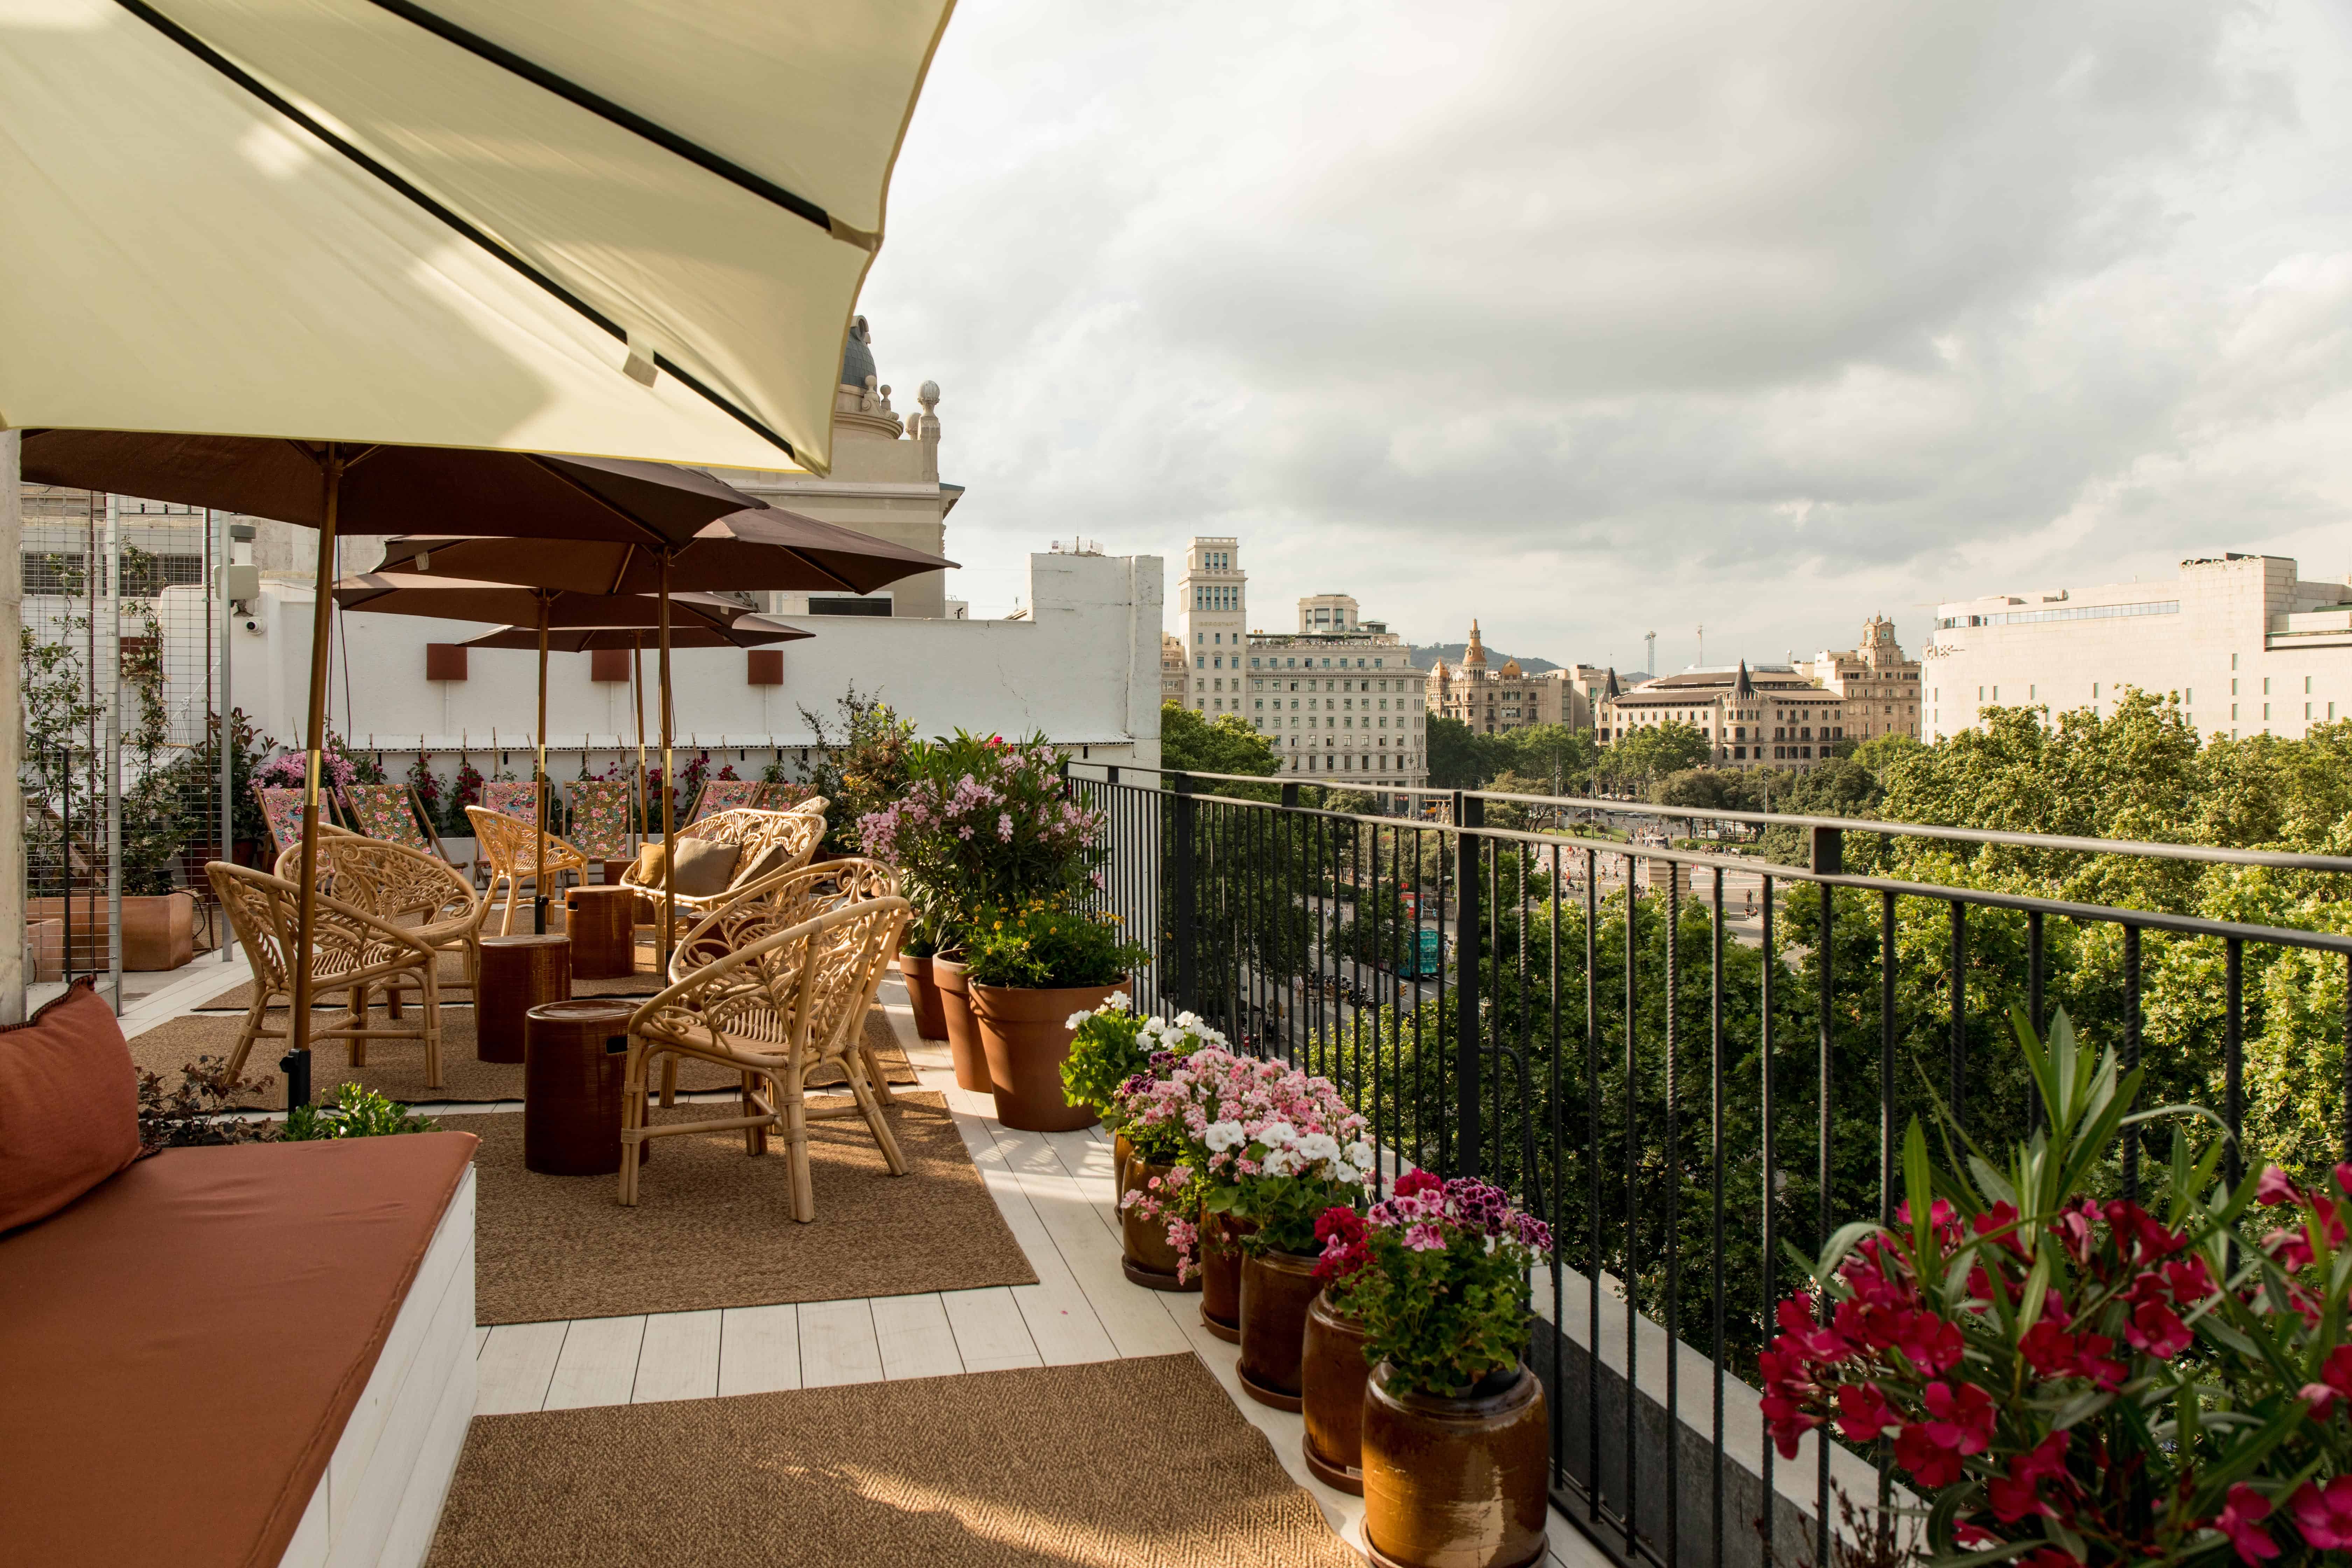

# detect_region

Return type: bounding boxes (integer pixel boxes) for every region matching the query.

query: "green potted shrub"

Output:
[961,902,1148,1132]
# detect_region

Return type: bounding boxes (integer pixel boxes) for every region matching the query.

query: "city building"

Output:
[1425,622,1581,732]
[1596,660,1847,768]
[1161,632,1188,704]
[1171,536,1428,799]
[1797,615,1923,742]
[1925,553,2352,741]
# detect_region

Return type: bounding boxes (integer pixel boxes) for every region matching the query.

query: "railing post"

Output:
[1809,824,1843,875]
[1454,791,1482,1178]
[1172,770,1196,1014]
[1281,780,1300,809]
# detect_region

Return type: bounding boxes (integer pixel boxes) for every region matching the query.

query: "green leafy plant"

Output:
[800,686,918,856]
[280,1083,437,1140]
[1339,1170,1554,1397]
[961,902,1149,990]
[1763,1007,2352,1564]
[1062,992,1187,1123]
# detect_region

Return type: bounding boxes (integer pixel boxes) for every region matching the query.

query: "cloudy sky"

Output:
[856,0,2352,674]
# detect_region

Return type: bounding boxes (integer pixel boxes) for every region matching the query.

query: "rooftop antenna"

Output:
[1696,623,1704,667]
[1644,630,1656,676]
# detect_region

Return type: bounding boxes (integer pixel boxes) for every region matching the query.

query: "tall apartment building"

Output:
[1925,554,2352,740]
[1172,536,1429,800]
[1797,615,1923,742]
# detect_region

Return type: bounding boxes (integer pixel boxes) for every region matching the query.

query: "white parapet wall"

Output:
[175,551,1164,772]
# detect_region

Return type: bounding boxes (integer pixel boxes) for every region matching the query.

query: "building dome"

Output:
[1499,658,1522,677]
[841,314,876,388]
[1463,620,1488,666]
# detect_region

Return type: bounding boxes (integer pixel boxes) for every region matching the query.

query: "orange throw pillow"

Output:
[0,979,141,1232]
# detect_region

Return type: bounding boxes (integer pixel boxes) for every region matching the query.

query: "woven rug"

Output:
[198,941,665,1012]
[126,1008,916,1108]
[454,1091,1034,1323]
[427,1354,1356,1568]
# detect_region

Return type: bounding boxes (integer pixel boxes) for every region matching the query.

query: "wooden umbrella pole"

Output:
[632,634,648,850]
[658,556,676,971]
[534,594,550,934]
[288,443,346,1102]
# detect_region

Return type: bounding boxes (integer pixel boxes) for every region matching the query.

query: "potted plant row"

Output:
[1064,999,1227,1292]
[961,903,1148,1132]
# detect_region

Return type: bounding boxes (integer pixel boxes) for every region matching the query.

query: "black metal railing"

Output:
[1063,761,2352,1568]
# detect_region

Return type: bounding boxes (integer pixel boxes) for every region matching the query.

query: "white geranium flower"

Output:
[1260,1147,1300,1177]
[1203,1120,1246,1153]
[1343,1140,1375,1169]
[1295,1132,1342,1166]
[1255,1121,1298,1150]
[1105,991,1132,1013]
[1173,1010,1204,1030]
[1065,1010,1094,1030]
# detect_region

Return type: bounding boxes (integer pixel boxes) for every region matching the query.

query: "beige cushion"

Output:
[670,838,743,897]
[729,840,796,891]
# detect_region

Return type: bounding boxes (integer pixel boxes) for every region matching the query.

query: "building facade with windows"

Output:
[1596,660,1847,769]
[1924,554,2352,741]
[1424,621,1580,733]
[1796,615,1922,743]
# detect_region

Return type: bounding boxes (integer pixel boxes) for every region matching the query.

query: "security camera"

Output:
[241,617,262,635]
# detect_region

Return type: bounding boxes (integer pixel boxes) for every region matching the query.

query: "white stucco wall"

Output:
[173,552,1163,772]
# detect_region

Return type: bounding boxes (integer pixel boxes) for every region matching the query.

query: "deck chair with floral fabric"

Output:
[564,779,637,868]
[253,785,346,861]
[686,778,765,823]
[336,783,454,862]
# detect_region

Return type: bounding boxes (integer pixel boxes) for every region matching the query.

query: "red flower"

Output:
[1760,1391,1819,1461]
[2104,1199,2184,1260]
[2215,1484,2278,1564]
[1832,1382,1898,1442]
[2161,1255,2215,1303]
[1775,1295,1851,1365]
[1893,1422,1963,1488]
[1987,1472,2053,1524]
[1919,1381,1995,1456]
[1972,1201,2028,1257]
[2298,1345,2352,1412]
[2021,1550,2082,1568]
[1953,1521,2001,1547]
[2262,1225,2316,1273]
[2256,1166,2301,1207]
[2124,1299,2192,1360]
[2072,1333,2125,1390]
[2288,1476,2352,1551]
[1891,1309,1964,1375]
[1393,1169,1442,1199]
[2018,1321,2082,1380]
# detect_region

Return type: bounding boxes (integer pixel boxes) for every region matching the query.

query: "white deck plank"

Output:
[797,1298,884,1387]
[472,1326,489,1357]
[540,1315,646,1411]
[717,1304,803,1396]
[943,1094,1121,1366]
[940,1286,1043,1373]
[1040,1126,1124,1235]
[870,1293,965,1381]
[472,1321,567,1415]
[631,1309,722,1404]
[987,1122,1190,1358]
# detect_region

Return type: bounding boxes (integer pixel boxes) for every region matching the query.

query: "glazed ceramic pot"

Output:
[969,979,1123,1133]
[930,956,989,1092]
[1198,1210,1254,1343]
[1360,1361,1549,1568]
[1236,1249,1322,1411]
[896,952,948,1042]
[1300,1289,1371,1494]
[1118,1154,1201,1292]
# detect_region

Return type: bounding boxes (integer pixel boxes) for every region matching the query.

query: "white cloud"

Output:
[859,0,2352,667]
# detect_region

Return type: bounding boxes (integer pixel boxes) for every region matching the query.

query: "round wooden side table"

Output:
[563,885,637,980]
[477,934,570,1064]
[524,999,644,1176]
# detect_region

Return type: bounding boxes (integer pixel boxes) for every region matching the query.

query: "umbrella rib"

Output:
[106,0,802,466]
[524,457,681,550]
[358,0,870,248]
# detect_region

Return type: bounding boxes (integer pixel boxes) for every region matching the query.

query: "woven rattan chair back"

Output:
[465,805,590,935]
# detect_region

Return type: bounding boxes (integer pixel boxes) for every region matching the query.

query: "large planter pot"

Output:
[1237,1248,1322,1411]
[1199,1210,1254,1343]
[896,952,948,1042]
[969,978,1122,1133]
[930,957,989,1092]
[27,892,194,972]
[1301,1290,1371,1494]
[1118,1154,1202,1293]
[1361,1361,1549,1568]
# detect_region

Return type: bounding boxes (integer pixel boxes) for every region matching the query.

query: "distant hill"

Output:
[1408,643,1562,674]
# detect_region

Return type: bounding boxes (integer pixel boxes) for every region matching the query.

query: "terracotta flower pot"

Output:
[896,952,948,1042]
[1199,1210,1254,1343]
[930,957,989,1092]
[1118,1153,1202,1292]
[1237,1249,1322,1411]
[1361,1361,1549,1568]
[969,978,1122,1133]
[1301,1290,1371,1494]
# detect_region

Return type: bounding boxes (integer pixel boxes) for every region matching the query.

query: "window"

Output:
[1251,658,1260,669]
[2232,679,2239,695]
[1937,600,2178,630]
[2306,676,2314,694]
[2264,677,2272,695]
[2092,682,2099,699]
[2232,653,2240,670]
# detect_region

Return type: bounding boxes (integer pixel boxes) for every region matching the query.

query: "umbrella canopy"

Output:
[2,0,953,472]
[332,574,757,632]
[379,508,957,596]
[458,620,810,652]
[19,435,763,547]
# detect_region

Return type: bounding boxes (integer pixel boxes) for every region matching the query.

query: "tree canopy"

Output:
[1159,700,1280,778]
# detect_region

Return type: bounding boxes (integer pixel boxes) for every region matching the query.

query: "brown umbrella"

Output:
[371,519,954,961]
[17,433,765,1097]
[334,578,773,931]
[380,507,957,596]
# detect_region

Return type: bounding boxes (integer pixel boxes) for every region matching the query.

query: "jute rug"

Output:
[197,942,665,1013]
[127,1008,915,1109]
[453,1091,1034,1323]
[427,1354,1358,1568]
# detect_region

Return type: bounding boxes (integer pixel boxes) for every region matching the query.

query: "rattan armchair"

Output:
[205,861,448,1088]
[273,834,486,1009]
[618,807,825,943]
[620,886,911,1222]
[465,805,592,935]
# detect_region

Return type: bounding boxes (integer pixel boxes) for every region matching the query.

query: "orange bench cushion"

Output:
[0,1131,477,1567]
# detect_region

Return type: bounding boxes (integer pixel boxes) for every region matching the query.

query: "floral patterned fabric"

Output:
[564,779,636,859]
[253,787,320,858]
[480,780,541,821]
[689,779,765,822]
[337,784,432,851]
